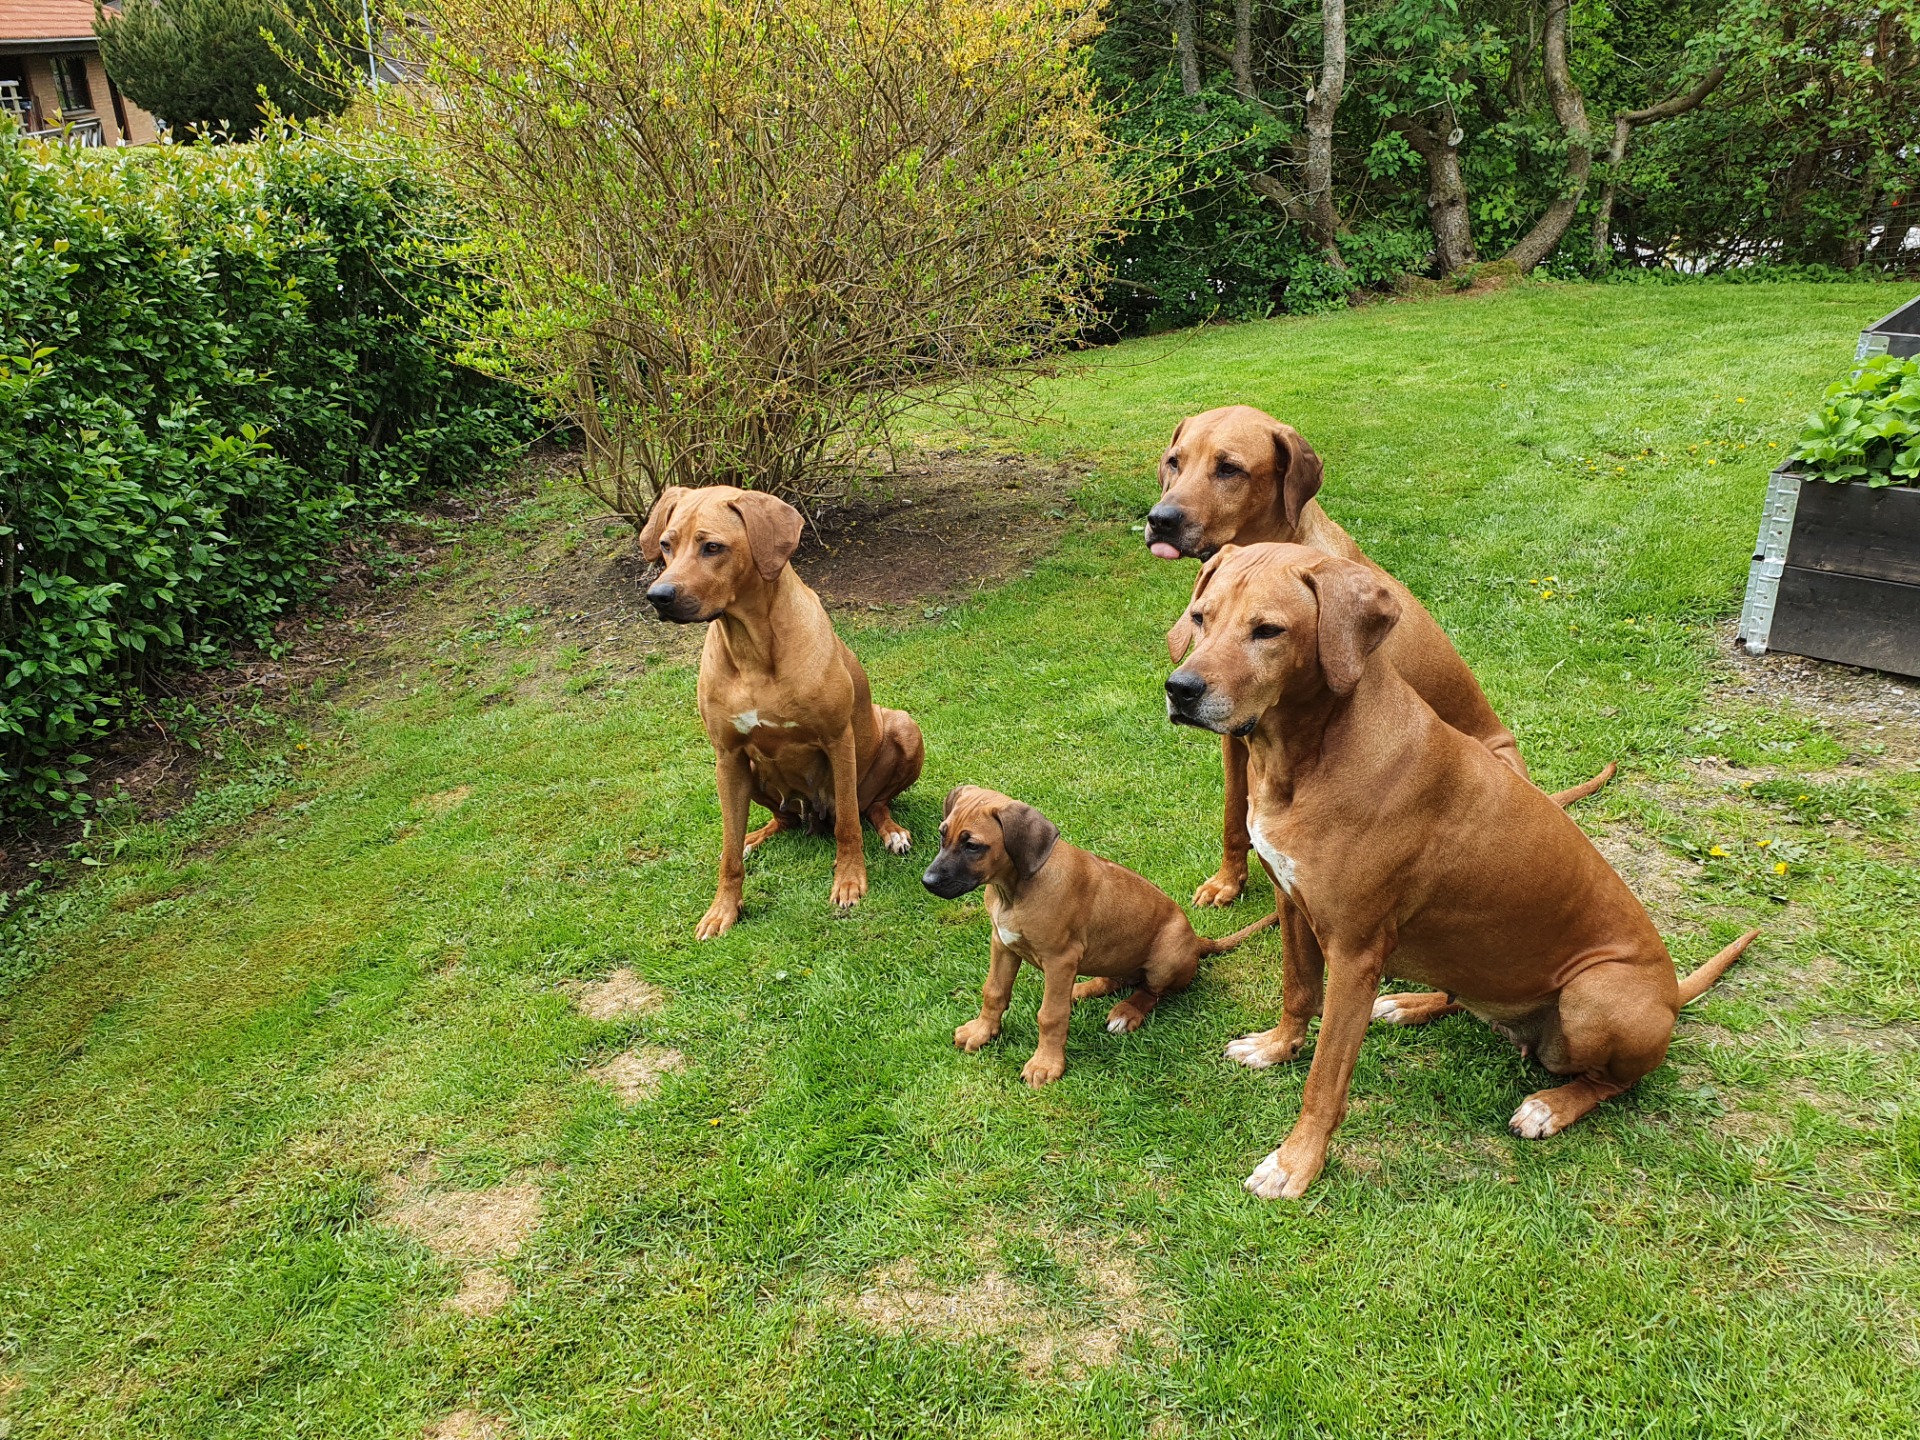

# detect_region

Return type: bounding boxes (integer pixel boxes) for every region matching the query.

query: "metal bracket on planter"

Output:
[1737,468,1802,656]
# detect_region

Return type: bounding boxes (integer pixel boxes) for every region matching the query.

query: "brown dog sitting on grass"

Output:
[1145,404,1612,908]
[641,485,924,939]
[1163,543,1758,1198]
[923,785,1277,1086]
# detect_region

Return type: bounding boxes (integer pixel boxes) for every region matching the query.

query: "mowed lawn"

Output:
[4,284,1919,1439]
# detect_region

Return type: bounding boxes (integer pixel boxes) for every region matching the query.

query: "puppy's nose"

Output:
[921,866,942,891]
[1165,670,1207,707]
[645,582,678,611]
[1146,503,1186,538]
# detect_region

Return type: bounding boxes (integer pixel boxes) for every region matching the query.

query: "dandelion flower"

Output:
[1736,397,1747,403]
[1756,838,1771,847]
[1773,861,1787,875]
[1709,845,1728,857]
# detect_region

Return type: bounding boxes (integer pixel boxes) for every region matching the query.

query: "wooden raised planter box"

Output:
[1735,295,1920,678]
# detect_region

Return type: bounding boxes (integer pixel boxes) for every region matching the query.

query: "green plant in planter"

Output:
[1790,354,1920,486]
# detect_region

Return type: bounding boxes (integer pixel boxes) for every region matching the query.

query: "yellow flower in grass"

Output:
[1774,861,1787,875]
[1756,838,1771,847]
[1709,845,1728,857]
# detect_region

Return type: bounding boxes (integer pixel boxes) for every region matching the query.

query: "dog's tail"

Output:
[1198,908,1282,956]
[1677,928,1761,1005]
[1551,761,1617,808]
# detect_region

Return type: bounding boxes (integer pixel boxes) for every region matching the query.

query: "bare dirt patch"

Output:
[414,785,473,817]
[586,1045,686,1102]
[423,1409,512,1440]
[1715,624,1920,768]
[447,1269,516,1318]
[564,968,666,1022]
[837,1230,1167,1377]
[383,1177,543,1262]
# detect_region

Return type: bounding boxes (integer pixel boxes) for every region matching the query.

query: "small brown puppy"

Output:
[641,485,924,939]
[1146,404,1610,907]
[923,786,1276,1086]
[1164,544,1756,1199]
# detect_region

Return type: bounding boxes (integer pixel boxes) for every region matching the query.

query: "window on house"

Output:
[51,55,93,114]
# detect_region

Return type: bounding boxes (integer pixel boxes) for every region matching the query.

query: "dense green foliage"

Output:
[95,0,357,136]
[3,286,1917,1436]
[1792,353,1920,486]
[0,129,534,819]
[1091,0,1919,332]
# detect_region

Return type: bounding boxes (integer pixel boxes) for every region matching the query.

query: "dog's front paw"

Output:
[1193,868,1246,908]
[1020,1053,1065,1088]
[883,828,912,856]
[954,1018,1000,1052]
[1224,1026,1303,1069]
[1106,1004,1147,1034]
[829,869,868,909]
[695,899,741,941]
[1244,1143,1322,1200]
[1509,1096,1563,1139]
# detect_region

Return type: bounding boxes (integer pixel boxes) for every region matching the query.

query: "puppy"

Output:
[923,785,1277,1086]
[1164,544,1757,1198]
[641,485,924,939]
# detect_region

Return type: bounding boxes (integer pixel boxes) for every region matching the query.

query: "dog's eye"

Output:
[702,541,726,557]
[1215,461,1242,477]
[963,839,987,855]
[1252,623,1284,640]
[658,539,672,555]
[1165,454,1179,470]
[1188,611,1204,629]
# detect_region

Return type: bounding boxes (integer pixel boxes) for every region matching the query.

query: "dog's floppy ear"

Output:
[996,800,1061,883]
[729,490,804,583]
[1270,423,1325,532]
[637,485,689,562]
[1165,545,1235,662]
[1304,558,1401,696]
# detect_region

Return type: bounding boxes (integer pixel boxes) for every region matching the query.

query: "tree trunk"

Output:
[1174,0,1202,99]
[1591,58,1731,265]
[1230,0,1255,100]
[1302,0,1346,266]
[1502,0,1592,274]
[1393,109,1478,274]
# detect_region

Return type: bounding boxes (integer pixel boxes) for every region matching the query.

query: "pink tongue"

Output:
[1149,542,1181,560]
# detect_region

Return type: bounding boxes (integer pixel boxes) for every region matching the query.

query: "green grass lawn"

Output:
[4,283,1919,1439]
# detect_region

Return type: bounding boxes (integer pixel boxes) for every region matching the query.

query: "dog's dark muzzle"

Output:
[921,859,981,900]
[646,582,706,624]
[1145,503,1208,559]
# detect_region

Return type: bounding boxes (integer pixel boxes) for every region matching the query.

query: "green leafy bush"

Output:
[1790,354,1920,487]
[0,126,534,819]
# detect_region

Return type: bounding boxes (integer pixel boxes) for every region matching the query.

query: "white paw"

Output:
[1106,1013,1131,1034]
[1372,995,1413,1024]
[1244,1150,1293,1199]
[1225,1032,1278,1068]
[1510,1097,1561,1139]
[884,829,912,856]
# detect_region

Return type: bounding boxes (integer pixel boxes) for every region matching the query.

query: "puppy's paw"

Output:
[1106,1005,1146,1034]
[829,870,868,909]
[1370,994,1421,1025]
[1021,1054,1065,1088]
[1244,1145,1320,1200]
[1192,870,1246,908]
[695,900,741,941]
[954,1018,999,1053]
[1509,1096,1563,1139]
[883,828,912,856]
[1225,1027,1302,1069]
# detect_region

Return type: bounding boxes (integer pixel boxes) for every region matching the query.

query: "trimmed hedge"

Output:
[0,128,535,819]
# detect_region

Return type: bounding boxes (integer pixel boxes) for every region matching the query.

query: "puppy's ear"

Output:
[1270,423,1325,532]
[996,801,1061,883]
[1305,559,1401,696]
[1166,545,1235,662]
[729,491,805,582]
[637,485,689,563]
[942,785,969,821]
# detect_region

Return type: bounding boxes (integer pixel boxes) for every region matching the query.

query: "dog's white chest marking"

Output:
[731,709,759,734]
[1247,821,1298,898]
[996,923,1023,946]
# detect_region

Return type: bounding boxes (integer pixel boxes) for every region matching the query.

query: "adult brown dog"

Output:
[1164,543,1756,1198]
[923,786,1277,1086]
[641,485,924,939]
[1145,404,1610,907]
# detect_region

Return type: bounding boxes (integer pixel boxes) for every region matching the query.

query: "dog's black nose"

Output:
[1165,671,1207,707]
[646,582,678,610]
[1146,503,1186,538]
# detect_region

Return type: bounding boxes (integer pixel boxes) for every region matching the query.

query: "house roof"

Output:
[0,1,102,44]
